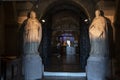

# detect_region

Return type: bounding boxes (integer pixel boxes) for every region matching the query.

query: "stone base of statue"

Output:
[86,56,111,80]
[23,54,43,80]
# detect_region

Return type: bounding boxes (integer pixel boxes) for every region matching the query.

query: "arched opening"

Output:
[39,1,90,72]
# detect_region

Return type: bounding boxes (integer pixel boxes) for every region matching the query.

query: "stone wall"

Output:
[114,0,120,78]
[0,3,5,55]
[3,2,18,56]
[34,0,97,20]
[2,2,33,56]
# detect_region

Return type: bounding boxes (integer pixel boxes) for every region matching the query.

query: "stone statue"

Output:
[22,11,43,80]
[86,10,111,80]
[89,10,108,57]
[23,11,42,54]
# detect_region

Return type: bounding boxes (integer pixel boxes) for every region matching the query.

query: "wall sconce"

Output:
[42,19,46,23]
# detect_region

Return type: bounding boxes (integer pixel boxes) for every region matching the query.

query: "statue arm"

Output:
[98,19,106,37]
[89,22,93,29]
[89,19,95,29]
[89,18,106,38]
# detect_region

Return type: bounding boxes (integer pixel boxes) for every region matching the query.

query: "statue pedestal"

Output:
[86,57,111,80]
[23,54,43,80]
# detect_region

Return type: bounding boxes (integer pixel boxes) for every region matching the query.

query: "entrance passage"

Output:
[45,51,81,72]
[45,31,81,72]
[40,2,90,72]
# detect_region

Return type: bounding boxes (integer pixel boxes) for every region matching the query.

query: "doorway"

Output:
[39,2,90,72]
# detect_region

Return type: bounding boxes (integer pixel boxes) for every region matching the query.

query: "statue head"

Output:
[30,11,36,19]
[95,10,101,17]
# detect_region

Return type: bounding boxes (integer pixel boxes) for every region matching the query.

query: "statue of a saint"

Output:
[22,11,43,80]
[86,10,110,80]
[23,11,42,54]
[89,10,108,57]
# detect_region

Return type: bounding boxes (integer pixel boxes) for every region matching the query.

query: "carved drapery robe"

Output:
[23,19,41,54]
[89,16,109,57]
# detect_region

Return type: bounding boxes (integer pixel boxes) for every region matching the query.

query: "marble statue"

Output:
[23,11,42,54]
[89,10,108,57]
[22,11,43,80]
[86,10,111,80]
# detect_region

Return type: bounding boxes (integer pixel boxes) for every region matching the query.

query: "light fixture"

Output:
[84,19,88,22]
[42,19,45,23]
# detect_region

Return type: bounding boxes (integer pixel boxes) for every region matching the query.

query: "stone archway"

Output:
[32,0,98,20]
[34,0,91,72]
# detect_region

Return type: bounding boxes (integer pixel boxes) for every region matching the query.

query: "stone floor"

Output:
[44,53,83,72]
[43,53,86,80]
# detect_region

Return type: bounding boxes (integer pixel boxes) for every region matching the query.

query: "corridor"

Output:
[44,53,82,72]
[1,0,119,80]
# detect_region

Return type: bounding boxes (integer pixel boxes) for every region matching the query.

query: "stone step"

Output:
[44,72,86,77]
[6,72,86,80]
[43,76,86,80]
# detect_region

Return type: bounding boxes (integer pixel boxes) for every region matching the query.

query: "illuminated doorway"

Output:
[39,1,90,72]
